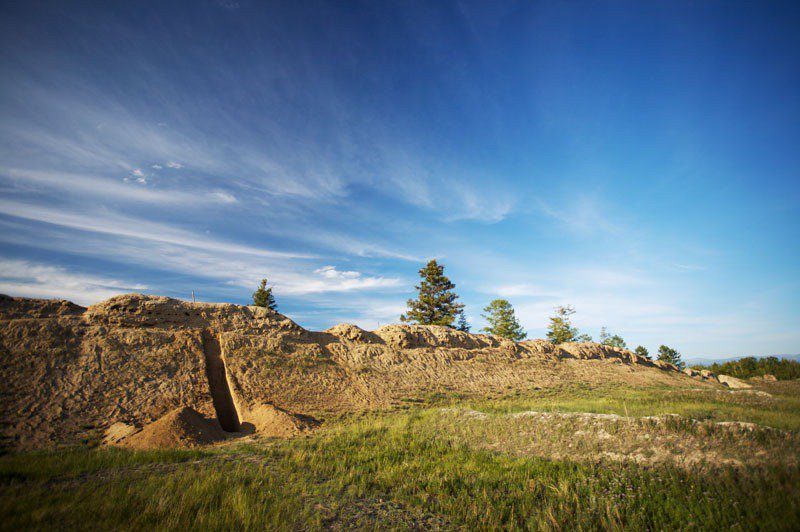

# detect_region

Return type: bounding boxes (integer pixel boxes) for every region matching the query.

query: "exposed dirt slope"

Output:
[0,294,711,450]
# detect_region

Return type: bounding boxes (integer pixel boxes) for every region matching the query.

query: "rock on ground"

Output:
[718,374,752,389]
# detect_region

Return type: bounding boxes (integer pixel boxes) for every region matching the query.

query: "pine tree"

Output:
[252,278,277,311]
[481,299,526,341]
[658,345,684,370]
[456,311,470,332]
[400,259,464,327]
[634,345,651,360]
[608,335,626,348]
[599,327,627,348]
[546,305,580,344]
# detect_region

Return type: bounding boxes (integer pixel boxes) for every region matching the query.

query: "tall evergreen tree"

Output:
[400,259,464,327]
[252,278,277,311]
[456,311,470,333]
[634,345,651,360]
[481,299,527,341]
[658,345,684,370]
[546,305,580,344]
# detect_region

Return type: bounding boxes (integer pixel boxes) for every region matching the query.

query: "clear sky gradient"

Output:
[1,1,798,358]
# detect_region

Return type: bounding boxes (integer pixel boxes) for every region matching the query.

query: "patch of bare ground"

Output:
[435,408,799,469]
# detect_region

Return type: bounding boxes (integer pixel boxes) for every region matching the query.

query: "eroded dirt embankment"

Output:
[0,294,702,450]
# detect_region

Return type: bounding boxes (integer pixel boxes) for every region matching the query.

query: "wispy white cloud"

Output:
[0,259,147,306]
[124,168,148,185]
[314,265,360,279]
[571,268,650,288]
[280,265,401,295]
[288,296,408,330]
[2,68,520,229]
[295,229,422,262]
[0,207,402,302]
[376,146,517,222]
[209,190,238,204]
[0,86,349,202]
[491,283,559,298]
[0,200,311,260]
[536,195,621,235]
[1,167,240,206]
[443,184,515,223]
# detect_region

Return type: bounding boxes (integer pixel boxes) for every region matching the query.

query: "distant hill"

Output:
[685,354,800,366]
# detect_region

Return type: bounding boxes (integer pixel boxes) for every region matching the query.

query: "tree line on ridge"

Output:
[251,259,684,369]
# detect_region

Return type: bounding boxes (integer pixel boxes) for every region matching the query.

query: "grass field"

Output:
[2,382,799,530]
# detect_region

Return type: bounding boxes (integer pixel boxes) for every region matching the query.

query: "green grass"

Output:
[2,385,799,530]
[457,382,800,430]
[0,447,210,481]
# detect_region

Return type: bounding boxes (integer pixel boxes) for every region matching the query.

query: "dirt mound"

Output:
[122,406,227,449]
[246,404,319,438]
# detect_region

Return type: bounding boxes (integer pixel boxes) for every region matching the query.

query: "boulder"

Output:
[700,369,718,382]
[653,360,679,371]
[717,374,752,389]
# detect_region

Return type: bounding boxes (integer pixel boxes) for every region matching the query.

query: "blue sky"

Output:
[1,1,798,358]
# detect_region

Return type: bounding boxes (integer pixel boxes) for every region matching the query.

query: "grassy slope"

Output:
[462,382,800,430]
[2,383,799,530]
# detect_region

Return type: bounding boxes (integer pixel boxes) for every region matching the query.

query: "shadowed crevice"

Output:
[201,330,241,432]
